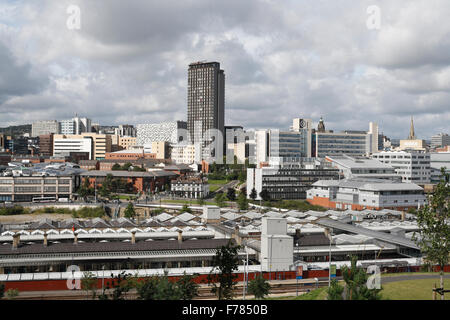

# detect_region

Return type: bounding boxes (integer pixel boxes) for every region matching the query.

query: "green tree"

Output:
[249,188,257,201]
[81,271,98,300]
[177,272,200,300]
[248,274,270,299]
[136,277,159,300]
[207,240,241,300]
[181,204,192,213]
[99,174,114,199]
[152,274,181,300]
[413,168,450,300]
[101,271,134,300]
[112,163,122,171]
[238,170,246,183]
[78,178,93,201]
[5,288,19,300]
[237,192,248,211]
[122,163,133,171]
[124,202,136,219]
[259,189,270,202]
[330,255,382,300]
[226,188,236,201]
[215,192,226,207]
[326,279,344,300]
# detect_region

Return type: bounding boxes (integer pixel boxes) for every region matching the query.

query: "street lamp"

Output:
[324,227,334,288]
[242,247,249,300]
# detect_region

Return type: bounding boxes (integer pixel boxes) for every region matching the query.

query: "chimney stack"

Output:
[74,232,78,245]
[43,232,48,247]
[12,233,20,250]
[131,231,136,244]
[178,230,183,244]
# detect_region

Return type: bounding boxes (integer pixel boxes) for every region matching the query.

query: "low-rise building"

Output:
[325,155,400,181]
[80,170,178,193]
[105,149,156,161]
[372,150,431,184]
[0,163,83,202]
[306,178,426,211]
[247,159,340,200]
[171,177,209,199]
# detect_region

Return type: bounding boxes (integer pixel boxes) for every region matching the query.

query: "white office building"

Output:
[325,155,401,181]
[372,150,431,184]
[306,178,426,210]
[53,137,92,159]
[59,117,92,135]
[314,122,379,158]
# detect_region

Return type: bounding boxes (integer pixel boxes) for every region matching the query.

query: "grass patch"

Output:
[381,272,450,278]
[0,206,30,215]
[381,278,450,300]
[0,205,106,218]
[209,185,222,192]
[207,179,227,185]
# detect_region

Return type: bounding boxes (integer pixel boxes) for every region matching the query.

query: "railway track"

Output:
[15,279,330,300]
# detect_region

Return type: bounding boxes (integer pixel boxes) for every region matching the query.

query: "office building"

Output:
[53,136,93,159]
[0,163,82,202]
[187,61,225,159]
[430,152,450,183]
[118,136,137,150]
[117,124,137,137]
[171,144,197,164]
[431,133,450,149]
[136,121,187,146]
[254,128,311,167]
[313,120,379,158]
[325,155,400,181]
[38,134,54,157]
[306,178,426,211]
[143,142,170,159]
[372,150,431,184]
[59,116,92,135]
[246,159,340,200]
[31,120,60,137]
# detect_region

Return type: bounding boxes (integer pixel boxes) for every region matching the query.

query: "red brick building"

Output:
[80,170,178,193]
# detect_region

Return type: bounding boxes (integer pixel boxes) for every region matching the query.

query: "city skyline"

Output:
[0,1,449,140]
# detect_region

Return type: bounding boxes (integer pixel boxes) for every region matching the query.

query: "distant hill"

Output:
[0,124,31,137]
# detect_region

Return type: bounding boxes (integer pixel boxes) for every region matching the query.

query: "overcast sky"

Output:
[0,0,449,139]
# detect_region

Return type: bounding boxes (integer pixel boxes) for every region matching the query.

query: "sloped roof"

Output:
[176,212,196,222]
[154,212,173,222]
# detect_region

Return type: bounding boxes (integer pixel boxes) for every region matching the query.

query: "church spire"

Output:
[408,115,416,140]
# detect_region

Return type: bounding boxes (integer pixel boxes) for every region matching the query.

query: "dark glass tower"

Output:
[187,61,225,158]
